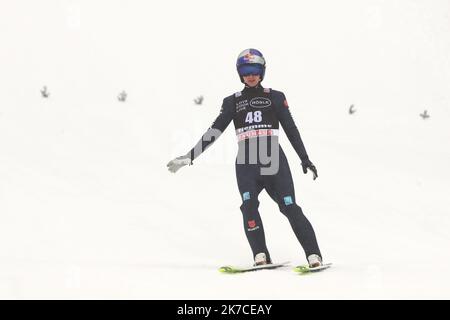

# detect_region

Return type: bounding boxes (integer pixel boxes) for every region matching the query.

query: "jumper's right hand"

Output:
[167,155,192,173]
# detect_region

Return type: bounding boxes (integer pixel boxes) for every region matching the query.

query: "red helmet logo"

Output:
[244,53,254,62]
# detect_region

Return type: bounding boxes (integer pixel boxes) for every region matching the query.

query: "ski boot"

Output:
[254,253,271,266]
[307,254,323,268]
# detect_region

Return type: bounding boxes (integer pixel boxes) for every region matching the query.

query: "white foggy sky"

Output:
[1,0,449,115]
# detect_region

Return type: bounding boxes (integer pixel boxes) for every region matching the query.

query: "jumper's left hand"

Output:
[302,159,318,180]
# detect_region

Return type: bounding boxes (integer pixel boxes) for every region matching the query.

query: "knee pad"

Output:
[279,198,303,219]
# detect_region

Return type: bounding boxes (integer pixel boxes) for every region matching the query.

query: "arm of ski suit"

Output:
[274,91,309,162]
[274,91,318,179]
[188,96,234,162]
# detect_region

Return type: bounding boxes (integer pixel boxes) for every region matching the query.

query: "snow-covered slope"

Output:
[0,0,449,299]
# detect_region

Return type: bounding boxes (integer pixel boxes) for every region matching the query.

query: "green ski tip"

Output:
[219,266,240,273]
[294,265,310,273]
[219,261,290,274]
[293,263,332,274]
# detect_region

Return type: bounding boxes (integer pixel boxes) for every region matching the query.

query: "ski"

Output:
[219,261,290,274]
[293,263,332,274]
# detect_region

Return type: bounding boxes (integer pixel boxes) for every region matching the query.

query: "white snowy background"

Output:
[0,0,449,299]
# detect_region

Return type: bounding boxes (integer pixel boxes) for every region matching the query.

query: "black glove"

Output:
[301,159,318,180]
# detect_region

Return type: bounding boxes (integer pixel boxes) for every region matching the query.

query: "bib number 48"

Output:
[245,111,262,124]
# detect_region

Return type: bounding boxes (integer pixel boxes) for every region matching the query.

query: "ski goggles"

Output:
[238,64,264,77]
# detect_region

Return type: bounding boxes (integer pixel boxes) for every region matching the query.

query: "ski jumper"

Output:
[189,85,321,261]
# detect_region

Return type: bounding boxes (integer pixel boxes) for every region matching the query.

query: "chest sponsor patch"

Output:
[250,97,272,108]
[236,99,249,112]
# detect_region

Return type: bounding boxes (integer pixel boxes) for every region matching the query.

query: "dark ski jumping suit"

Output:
[189,85,321,262]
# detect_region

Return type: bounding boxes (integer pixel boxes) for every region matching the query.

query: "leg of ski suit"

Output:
[264,148,321,259]
[235,163,272,263]
[236,148,321,261]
